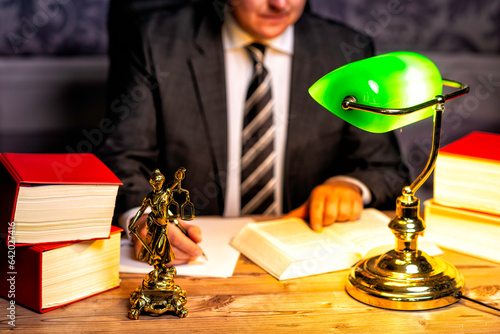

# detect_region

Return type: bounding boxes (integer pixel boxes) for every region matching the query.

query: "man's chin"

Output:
[251,26,288,40]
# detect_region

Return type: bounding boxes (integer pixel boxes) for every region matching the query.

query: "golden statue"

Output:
[127,167,195,320]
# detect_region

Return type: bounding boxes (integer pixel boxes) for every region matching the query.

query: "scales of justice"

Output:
[127,167,195,320]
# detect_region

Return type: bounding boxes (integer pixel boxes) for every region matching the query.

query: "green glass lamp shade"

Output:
[309,52,442,133]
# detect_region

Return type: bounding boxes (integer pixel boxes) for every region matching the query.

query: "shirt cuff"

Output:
[324,176,372,205]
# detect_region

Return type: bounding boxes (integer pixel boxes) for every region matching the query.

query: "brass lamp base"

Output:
[346,187,465,310]
[346,249,465,310]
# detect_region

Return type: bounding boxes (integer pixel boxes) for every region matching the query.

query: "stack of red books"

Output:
[0,153,122,313]
[424,132,500,264]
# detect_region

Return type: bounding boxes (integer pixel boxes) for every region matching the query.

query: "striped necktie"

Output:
[241,43,277,215]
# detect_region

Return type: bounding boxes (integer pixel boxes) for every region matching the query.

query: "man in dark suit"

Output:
[98,0,408,263]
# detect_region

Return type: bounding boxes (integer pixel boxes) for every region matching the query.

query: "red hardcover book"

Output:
[0,226,122,313]
[439,131,500,162]
[0,153,122,246]
[434,131,500,215]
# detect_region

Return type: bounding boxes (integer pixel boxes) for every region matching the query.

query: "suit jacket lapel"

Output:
[284,15,323,212]
[283,18,315,212]
[188,12,228,204]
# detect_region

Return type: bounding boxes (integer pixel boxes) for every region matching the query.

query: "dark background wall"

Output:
[1,0,499,202]
[0,0,110,153]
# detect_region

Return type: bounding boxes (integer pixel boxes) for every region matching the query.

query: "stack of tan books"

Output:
[424,131,500,263]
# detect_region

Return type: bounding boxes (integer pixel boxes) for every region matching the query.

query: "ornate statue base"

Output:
[128,265,188,319]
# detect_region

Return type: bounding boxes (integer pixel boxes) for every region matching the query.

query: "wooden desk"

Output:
[2,248,499,332]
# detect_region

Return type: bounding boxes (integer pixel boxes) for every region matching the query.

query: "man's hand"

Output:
[284,180,363,232]
[131,215,203,265]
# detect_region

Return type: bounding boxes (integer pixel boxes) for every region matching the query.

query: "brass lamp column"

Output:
[345,93,466,310]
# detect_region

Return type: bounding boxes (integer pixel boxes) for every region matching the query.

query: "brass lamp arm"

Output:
[409,106,442,194]
[407,80,466,193]
[341,79,469,115]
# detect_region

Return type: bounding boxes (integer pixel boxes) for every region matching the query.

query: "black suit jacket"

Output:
[98,1,409,218]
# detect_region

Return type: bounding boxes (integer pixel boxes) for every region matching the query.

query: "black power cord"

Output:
[454,291,500,313]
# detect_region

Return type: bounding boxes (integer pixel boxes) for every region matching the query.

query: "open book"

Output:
[230,208,442,280]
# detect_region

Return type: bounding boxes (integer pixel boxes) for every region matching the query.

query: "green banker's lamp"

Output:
[309,52,469,310]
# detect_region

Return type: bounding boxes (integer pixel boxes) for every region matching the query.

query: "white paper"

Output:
[119,216,254,278]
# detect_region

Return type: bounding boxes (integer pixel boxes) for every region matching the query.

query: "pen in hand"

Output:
[171,220,208,261]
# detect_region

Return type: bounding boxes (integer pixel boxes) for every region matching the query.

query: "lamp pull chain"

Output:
[454,291,500,312]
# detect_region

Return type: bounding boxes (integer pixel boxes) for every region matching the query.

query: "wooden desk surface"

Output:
[2,248,499,333]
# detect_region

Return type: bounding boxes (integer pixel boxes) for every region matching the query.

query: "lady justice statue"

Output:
[127,167,195,320]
